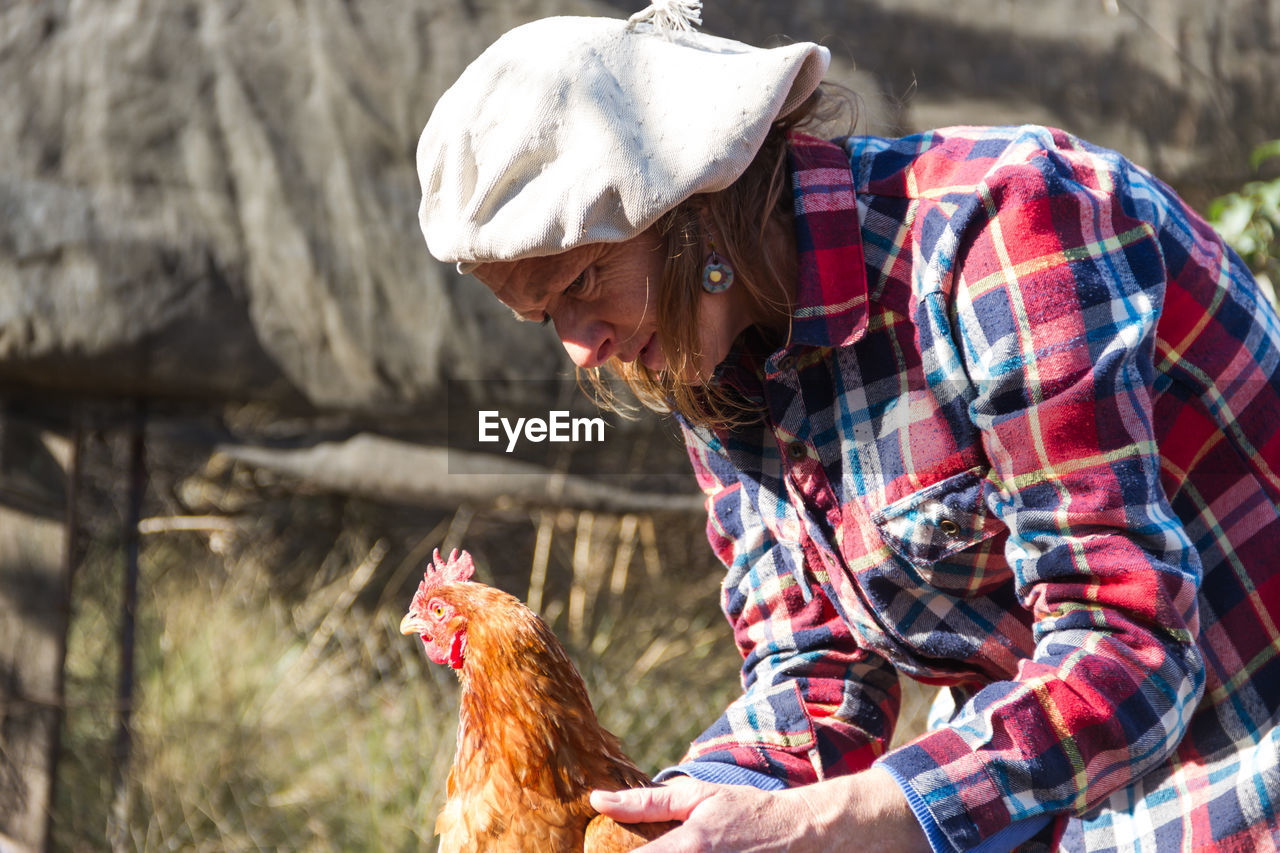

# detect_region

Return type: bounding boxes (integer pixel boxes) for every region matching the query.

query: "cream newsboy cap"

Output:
[416,6,830,270]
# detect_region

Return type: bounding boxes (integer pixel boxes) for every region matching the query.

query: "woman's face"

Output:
[472,228,753,379]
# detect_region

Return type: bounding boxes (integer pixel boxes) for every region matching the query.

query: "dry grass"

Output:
[50,461,743,851]
[49,455,932,851]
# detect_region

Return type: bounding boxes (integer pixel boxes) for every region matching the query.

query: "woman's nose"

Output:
[556,316,614,369]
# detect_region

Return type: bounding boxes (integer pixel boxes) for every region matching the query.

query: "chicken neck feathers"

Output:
[430,582,658,852]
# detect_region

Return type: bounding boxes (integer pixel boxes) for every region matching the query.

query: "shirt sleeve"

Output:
[659,418,902,786]
[877,129,1207,850]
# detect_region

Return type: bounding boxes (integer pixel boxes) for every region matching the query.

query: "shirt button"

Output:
[786,441,807,461]
[938,519,960,536]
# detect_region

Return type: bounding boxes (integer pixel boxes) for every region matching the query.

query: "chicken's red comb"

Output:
[410,548,476,610]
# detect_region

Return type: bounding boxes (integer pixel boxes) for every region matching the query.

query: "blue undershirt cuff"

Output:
[876,759,1053,853]
[654,762,787,790]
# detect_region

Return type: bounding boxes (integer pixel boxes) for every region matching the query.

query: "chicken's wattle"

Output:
[447,630,466,669]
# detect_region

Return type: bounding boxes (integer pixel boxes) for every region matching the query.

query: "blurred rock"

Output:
[700,0,1280,203]
[0,0,1276,415]
[0,0,573,417]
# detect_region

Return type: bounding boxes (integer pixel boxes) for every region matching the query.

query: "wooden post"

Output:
[43,415,82,852]
[0,415,73,852]
[107,404,146,853]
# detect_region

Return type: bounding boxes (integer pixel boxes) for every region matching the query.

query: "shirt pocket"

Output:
[870,466,1009,593]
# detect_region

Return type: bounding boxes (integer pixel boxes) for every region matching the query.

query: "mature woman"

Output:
[415,4,1280,852]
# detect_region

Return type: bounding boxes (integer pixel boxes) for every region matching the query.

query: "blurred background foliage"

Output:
[47,430,737,852]
[1207,140,1280,305]
[39,428,751,851]
[45,423,936,852]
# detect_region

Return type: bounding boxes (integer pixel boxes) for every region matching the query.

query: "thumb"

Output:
[590,779,715,823]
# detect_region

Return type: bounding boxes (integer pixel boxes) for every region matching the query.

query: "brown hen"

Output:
[399,549,677,852]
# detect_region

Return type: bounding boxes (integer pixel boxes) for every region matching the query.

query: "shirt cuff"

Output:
[877,759,1052,853]
[654,762,788,790]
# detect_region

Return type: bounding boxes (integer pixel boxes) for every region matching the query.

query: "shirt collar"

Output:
[785,132,870,349]
[710,133,869,397]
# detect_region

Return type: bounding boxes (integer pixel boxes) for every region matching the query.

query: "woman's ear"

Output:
[686,196,715,249]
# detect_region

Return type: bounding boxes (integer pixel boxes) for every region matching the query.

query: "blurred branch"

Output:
[568,511,596,643]
[137,515,238,534]
[441,505,475,556]
[375,518,452,613]
[293,540,388,675]
[215,434,704,515]
[527,511,557,614]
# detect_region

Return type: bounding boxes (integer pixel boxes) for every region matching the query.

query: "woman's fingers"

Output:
[594,781,812,853]
[592,770,930,853]
[590,778,715,824]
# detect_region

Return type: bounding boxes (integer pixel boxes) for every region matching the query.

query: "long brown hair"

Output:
[582,85,855,428]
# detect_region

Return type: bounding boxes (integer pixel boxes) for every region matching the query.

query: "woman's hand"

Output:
[589,766,932,853]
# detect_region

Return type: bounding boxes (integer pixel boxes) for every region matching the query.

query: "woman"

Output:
[416,4,1280,852]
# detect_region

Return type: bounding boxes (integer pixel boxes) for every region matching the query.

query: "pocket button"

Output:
[938,519,961,536]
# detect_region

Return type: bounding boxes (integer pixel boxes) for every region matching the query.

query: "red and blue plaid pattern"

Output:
[664,127,1280,852]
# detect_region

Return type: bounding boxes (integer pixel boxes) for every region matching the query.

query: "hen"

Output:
[399,548,677,852]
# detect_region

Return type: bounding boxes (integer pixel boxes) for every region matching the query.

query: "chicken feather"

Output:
[401,549,678,852]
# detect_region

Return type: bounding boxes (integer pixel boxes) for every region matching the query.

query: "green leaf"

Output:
[1212,195,1257,237]
[1257,181,1280,217]
[1204,142,1280,280]
[1250,140,1280,173]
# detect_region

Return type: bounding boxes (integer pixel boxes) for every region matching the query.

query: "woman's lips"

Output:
[639,332,664,371]
[619,332,663,371]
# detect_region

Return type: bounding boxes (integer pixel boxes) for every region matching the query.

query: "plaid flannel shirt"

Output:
[659,127,1280,852]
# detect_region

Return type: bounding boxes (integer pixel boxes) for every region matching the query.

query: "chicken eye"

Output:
[432,604,446,618]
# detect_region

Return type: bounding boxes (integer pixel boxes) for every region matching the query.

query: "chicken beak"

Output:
[400,613,429,636]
